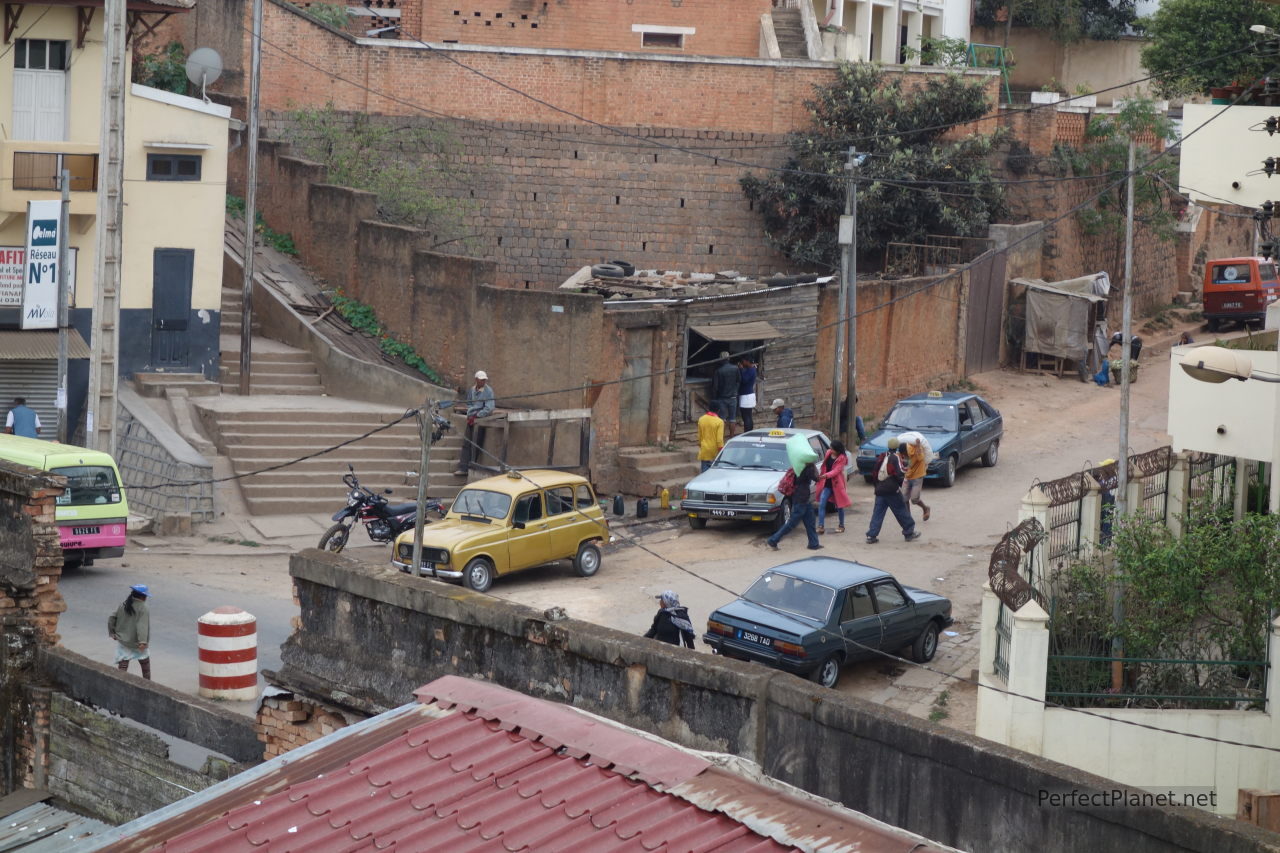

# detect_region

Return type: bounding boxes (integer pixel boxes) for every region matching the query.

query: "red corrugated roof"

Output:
[155,708,801,853]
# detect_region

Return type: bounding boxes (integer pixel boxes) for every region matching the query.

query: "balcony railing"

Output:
[12,151,98,191]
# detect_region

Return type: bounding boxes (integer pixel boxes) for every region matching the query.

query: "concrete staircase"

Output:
[772,8,808,59]
[219,286,260,337]
[133,372,220,398]
[199,407,466,516]
[617,446,701,498]
[218,348,325,396]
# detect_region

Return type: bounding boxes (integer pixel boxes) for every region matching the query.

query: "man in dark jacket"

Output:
[709,351,740,430]
[766,460,822,551]
[866,439,920,544]
[644,590,695,648]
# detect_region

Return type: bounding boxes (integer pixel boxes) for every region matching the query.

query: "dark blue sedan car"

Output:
[855,390,1003,487]
[703,558,953,689]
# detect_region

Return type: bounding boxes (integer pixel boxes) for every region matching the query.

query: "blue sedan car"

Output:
[855,390,1003,487]
[703,558,953,689]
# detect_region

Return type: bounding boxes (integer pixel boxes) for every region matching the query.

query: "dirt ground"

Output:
[56,321,1197,730]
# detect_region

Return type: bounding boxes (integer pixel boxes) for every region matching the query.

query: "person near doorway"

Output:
[643,590,695,648]
[766,459,821,551]
[454,370,495,476]
[697,409,724,472]
[5,397,41,438]
[772,398,795,428]
[816,440,851,534]
[736,355,758,433]
[108,584,152,680]
[866,439,920,544]
[710,351,740,433]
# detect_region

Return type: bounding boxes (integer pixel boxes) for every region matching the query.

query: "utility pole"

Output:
[88,0,127,453]
[1111,136,1136,693]
[830,147,856,435]
[56,170,69,443]
[410,403,436,578]
[239,0,263,396]
[844,151,862,449]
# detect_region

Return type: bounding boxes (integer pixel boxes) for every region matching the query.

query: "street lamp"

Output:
[1178,344,1280,514]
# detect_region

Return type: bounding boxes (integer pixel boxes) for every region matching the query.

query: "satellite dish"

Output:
[185,47,223,102]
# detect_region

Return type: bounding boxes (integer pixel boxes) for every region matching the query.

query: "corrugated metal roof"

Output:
[0,795,113,851]
[0,330,91,360]
[688,320,782,341]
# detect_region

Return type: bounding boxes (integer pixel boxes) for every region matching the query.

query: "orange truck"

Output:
[1202,256,1280,331]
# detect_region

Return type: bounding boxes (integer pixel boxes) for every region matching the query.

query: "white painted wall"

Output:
[1180,104,1278,209]
[1166,343,1280,462]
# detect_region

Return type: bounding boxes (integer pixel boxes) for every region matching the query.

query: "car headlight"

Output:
[686,490,704,501]
[858,449,875,458]
[748,493,769,503]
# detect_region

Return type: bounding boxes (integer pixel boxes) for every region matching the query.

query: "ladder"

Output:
[87,0,126,454]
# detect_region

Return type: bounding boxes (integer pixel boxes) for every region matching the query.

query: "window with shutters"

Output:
[12,39,68,141]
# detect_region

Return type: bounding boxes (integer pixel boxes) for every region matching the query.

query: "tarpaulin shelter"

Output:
[1011,272,1111,376]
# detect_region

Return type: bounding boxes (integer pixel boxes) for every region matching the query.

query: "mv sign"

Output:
[21,199,62,329]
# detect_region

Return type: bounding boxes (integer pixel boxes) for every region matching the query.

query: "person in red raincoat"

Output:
[816,440,852,534]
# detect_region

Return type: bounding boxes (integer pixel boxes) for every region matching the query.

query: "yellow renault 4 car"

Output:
[390,469,609,592]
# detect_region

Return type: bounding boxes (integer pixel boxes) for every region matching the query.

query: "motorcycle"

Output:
[319,466,446,553]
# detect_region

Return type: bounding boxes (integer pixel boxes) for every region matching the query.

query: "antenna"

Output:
[184,47,223,103]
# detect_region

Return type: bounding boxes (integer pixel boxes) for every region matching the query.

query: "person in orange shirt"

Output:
[898,431,932,521]
[697,410,724,472]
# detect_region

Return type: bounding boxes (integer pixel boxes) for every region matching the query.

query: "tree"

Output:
[975,0,1137,43]
[1065,96,1180,241]
[133,41,188,95]
[285,104,475,246]
[1140,0,1280,98]
[740,63,1008,271]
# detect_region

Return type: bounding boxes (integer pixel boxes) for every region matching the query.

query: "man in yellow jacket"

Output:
[697,409,724,472]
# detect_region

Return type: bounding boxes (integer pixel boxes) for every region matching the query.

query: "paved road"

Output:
[53,324,1192,726]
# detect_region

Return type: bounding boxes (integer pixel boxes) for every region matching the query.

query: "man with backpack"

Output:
[866,438,920,544]
[766,460,822,551]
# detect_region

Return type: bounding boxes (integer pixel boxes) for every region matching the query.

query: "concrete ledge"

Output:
[118,387,209,468]
[41,646,261,763]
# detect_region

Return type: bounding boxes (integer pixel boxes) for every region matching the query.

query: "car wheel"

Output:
[1206,318,1220,332]
[688,515,707,530]
[982,440,1000,468]
[573,542,601,577]
[319,522,350,553]
[772,498,792,533]
[811,654,842,689]
[912,621,940,663]
[463,557,496,593]
[941,455,957,488]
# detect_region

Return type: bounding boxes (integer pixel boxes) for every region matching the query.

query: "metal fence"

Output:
[992,521,1045,681]
[1046,656,1269,710]
[1187,451,1236,511]
[1132,446,1174,522]
[1038,472,1087,572]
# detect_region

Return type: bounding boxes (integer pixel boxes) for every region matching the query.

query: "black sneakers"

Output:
[905,531,922,542]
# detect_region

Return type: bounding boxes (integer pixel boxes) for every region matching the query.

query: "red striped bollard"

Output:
[197,606,258,701]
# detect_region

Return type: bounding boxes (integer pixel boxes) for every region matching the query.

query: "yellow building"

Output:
[0,0,230,433]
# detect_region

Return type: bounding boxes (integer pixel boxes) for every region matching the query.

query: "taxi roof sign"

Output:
[927,390,943,398]
[768,429,787,436]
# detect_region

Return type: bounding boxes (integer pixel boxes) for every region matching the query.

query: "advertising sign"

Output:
[0,245,77,308]
[21,199,62,329]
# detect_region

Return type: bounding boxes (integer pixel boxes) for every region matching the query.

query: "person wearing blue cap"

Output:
[108,584,151,679]
[643,590,695,648]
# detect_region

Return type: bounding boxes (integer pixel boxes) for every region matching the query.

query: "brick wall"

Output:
[257,693,352,759]
[415,0,770,58]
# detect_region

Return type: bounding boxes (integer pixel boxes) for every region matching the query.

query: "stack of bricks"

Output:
[0,462,67,646]
[256,693,353,758]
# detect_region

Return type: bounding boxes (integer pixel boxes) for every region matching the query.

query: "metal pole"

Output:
[410,403,435,578]
[239,0,263,396]
[1112,137,1136,692]
[844,154,859,447]
[830,147,856,435]
[56,169,69,443]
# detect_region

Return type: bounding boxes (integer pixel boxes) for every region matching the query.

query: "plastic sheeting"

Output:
[1015,273,1110,361]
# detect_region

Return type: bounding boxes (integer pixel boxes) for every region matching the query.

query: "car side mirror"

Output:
[512,520,525,530]
[960,423,973,432]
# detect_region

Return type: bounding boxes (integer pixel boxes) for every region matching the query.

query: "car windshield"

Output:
[742,572,835,621]
[451,489,512,520]
[51,466,122,507]
[715,443,789,470]
[881,402,957,433]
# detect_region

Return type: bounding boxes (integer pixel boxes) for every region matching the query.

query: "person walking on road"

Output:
[710,352,740,433]
[5,397,40,438]
[697,409,724,472]
[644,590,695,648]
[736,355,758,433]
[816,440,851,535]
[866,439,919,544]
[767,459,822,551]
[897,431,932,521]
[454,370,496,476]
[772,398,795,429]
[108,584,152,680]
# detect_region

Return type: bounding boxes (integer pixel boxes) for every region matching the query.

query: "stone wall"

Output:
[261,551,1280,853]
[117,388,215,527]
